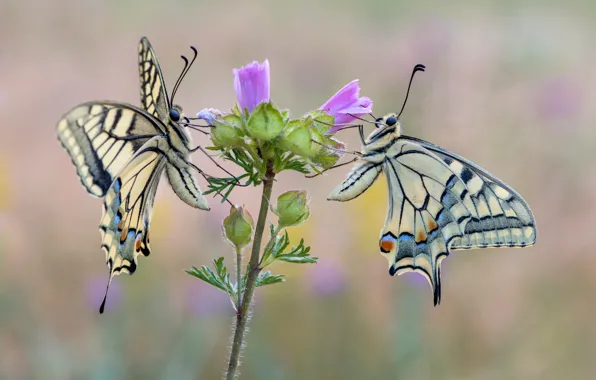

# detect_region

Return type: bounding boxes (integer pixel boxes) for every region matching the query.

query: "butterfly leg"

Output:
[186,161,236,207]
[305,157,359,178]
[311,139,363,157]
[189,145,250,187]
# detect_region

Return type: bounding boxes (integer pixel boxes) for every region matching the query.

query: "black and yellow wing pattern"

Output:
[57,37,209,312]
[328,115,536,305]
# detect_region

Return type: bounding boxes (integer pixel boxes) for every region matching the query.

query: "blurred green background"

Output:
[1,0,595,379]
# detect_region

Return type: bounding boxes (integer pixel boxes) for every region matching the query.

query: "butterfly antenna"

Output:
[99,274,112,314]
[397,63,426,118]
[171,46,198,105]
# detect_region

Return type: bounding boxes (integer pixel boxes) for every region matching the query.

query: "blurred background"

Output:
[1,0,595,379]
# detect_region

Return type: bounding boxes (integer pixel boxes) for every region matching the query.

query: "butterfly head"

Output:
[367,113,401,142]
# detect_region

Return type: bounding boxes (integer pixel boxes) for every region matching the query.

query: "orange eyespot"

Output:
[380,237,395,253]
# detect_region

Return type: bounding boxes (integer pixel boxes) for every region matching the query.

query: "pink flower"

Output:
[319,80,373,133]
[233,60,270,113]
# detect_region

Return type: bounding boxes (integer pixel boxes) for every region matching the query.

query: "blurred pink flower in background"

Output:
[308,259,346,296]
[233,60,270,113]
[319,80,373,133]
[186,281,233,317]
[536,77,582,121]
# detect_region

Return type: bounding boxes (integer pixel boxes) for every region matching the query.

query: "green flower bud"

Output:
[272,190,310,228]
[306,110,335,134]
[246,102,285,141]
[311,136,344,169]
[223,205,254,248]
[278,117,325,159]
[211,114,245,148]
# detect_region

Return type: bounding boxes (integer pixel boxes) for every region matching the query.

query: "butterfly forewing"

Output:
[57,102,164,197]
[328,118,537,305]
[138,37,170,122]
[401,136,537,250]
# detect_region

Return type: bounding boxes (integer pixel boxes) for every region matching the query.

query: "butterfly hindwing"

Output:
[57,102,164,197]
[380,140,476,304]
[99,135,168,281]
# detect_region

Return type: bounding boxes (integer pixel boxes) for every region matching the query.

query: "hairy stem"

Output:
[235,246,242,311]
[225,160,275,380]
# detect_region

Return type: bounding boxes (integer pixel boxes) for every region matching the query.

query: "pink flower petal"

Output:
[319,80,373,132]
[233,59,270,113]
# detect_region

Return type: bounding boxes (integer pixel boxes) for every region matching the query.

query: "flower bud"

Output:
[223,205,254,249]
[246,102,285,141]
[278,117,325,158]
[272,190,310,228]
[211,114,245,148]
[307,110,336,134]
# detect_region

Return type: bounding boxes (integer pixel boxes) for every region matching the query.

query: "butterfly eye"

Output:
[385,116,397,126]
[169,109,180,122]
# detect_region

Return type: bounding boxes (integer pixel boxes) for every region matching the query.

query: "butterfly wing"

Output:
[57,102,164,197]
[97,136,170,313]
[379,138,536,304]
[327,160,383,201]
[138,37,170,122]
[400,136,537,250]
[165,163,210,210]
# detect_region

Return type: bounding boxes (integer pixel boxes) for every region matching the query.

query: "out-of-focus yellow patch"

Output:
[0,155,10,211]
[347,178,387,250]
[150,198,173,240]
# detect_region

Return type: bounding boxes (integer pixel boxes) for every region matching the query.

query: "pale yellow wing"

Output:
[98,136,167,312]
[327,161,382,202]
[138,37,170,122]
[57,102,164,197]
[165,163,210,210]
[380,139,536,305]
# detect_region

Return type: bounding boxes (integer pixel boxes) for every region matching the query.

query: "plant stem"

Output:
[235,246,242,311]
[225,160,275,380]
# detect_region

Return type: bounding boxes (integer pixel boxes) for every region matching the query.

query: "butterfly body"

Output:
[328,113,537,305]
[57,38,209,311]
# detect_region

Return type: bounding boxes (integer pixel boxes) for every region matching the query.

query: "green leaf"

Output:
[255,271,285,287]
[203,147,263,203]
[185,257,236,296]
[277,238,317,264]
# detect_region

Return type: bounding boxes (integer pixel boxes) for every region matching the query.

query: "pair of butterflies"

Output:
[57,38,537,312]
[57,37,210,313]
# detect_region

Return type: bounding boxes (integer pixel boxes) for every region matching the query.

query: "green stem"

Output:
[225,160,275,380]
[235,246,242,311]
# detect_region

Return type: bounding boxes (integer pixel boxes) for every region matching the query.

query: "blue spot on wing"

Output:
[399,234,413,242]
